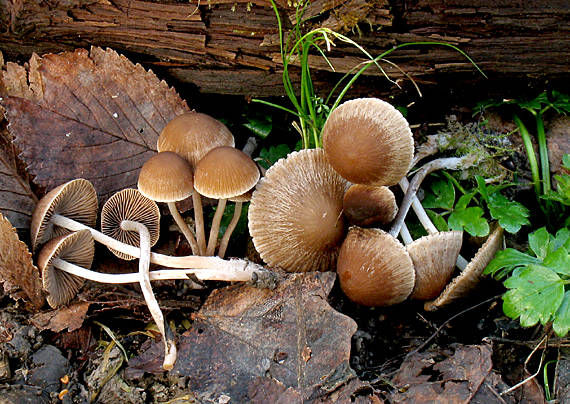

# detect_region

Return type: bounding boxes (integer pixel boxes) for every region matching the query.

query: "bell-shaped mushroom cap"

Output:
[424,225,504,311]
[31,179,98,252]
[157,112,235,169]
[322,98,414,186]
[248,148,348,272]
[406,231,463,300]
[194,146,260,199]
[37,229,95,308]
[138,151,194,202]
[343,184,398,227]
[101,189,161,260]
[229,189,253,203]
[337,227,415,306]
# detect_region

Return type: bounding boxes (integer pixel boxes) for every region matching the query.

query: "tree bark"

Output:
[0,0,568,97]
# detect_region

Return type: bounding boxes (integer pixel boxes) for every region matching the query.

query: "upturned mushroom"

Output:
[158,112,235,255]
[342,184,398,227]
[193,146,260,256]
[248,148,349,272]
[336,227,415,306]
[137,151,199,254]
[322,98,414,186]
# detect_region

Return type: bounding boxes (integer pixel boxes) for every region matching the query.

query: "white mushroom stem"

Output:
[399,222,414,245]
[120,220,176,371]
[192,191,207,255]
[218,201,243,258]
[167,202,200,255]
[50,213,266,272]
[207,198,227,256]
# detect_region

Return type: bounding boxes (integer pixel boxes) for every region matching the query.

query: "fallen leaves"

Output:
[0,212,44,309]
[0,47,190,203]
[127,272,359,402]
[31,302,90,333]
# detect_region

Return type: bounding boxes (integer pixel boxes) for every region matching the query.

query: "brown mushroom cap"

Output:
[194,146,260,199]
[138,151,194,202]
[37,229,95,308]
[248,148,348,272]
[157,112,235,169]
[322,98,414,186]
[31,179,98,252]
[343,184,398,227]
[337,227,415,306]
[101,189,161,260]
[406,231,463,300]
[424,225,504,311]
[229,190,253,203]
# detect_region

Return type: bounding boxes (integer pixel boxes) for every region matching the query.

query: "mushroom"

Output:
[137,151,200,255]
[193,146,260,256]
[322,98,414,186]
[424,225,504,311]
[336,227,415,306]
[32,180,276,283]
[248,148,349,272]
[37,229,95,308]
[100,188,161,260]
[31,178,98,252]
[342,184,398,227]
[218,190,253,259]
[157,112,235,255]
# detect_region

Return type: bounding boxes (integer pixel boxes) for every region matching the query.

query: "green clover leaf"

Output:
[448,206,489,237]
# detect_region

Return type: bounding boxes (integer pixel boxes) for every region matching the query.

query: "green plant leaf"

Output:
[554,227,570,250]
[529,227,552,260]
[243,115,272,139]
[256,144,291,169]
[543,247,570,276]
[423,177,455,210]
[543,174,570,206]
[426,209,449,232]
[484,248,539,280]
[487,192,530,234]
[455,193,476,210]
[448,206,489,237]
[503,264,565,328]
[553,291,570,337]
[563,154,570,169]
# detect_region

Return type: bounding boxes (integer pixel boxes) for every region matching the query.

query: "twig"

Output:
[500,335,548,396]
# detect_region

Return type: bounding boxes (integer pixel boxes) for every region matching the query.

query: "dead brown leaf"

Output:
[31,301,90,333]
[390,344,517,404]
[0,212,44,309]
[127,272,358,402]
[0,47,190,203]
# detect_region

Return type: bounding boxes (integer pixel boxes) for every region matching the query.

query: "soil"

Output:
[1,92,569,403]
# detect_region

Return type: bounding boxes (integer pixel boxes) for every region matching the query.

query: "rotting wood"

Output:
[0,0,568,97]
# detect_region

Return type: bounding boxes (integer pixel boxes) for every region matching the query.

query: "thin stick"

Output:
[500,335,547,396]
[167,202,199,255]
[218,201,243,258]
[207,198,227,256]
[192,191,207,255]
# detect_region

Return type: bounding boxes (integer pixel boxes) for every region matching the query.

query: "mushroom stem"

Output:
[206,198,227,256]
[218,201,243,258]
[50,213,268,271]
[120,220,176,371]
[390,156,476,238]
[167,202,200,255]
[192,191,207,255]
[399,222,414,245]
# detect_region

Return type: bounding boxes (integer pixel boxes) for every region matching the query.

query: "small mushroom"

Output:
[31,178,98,252]
[193,146,260,256]
[218,190,253,259]
[137,151,200,255]
[322,98,414,186]
[336,227,415,306]
[158,112,235,255]
[406,231,463,300]
[100,188,161,260]
[342,184,398,227]
[249,148,349,272]
[424,225,504,311]
[37,229,95,308]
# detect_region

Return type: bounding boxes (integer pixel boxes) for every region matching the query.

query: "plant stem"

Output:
[218,202,243,258]
[121,220,176,370]
[536,111,551,194]
[167,202,200,255]
[513,114,541,196]
[50,213,267,271]
[207,198,227,256]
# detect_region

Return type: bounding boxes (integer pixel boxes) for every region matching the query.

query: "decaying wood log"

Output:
[0,0,568,97]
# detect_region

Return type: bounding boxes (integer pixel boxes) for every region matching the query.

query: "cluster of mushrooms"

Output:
[248,98,503,310]
[30,112,274,370]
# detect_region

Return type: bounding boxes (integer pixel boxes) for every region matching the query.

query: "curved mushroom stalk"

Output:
[207,198,227,256]
[218,201,243,258]
[192,191,207,255]
[120,220,177,371]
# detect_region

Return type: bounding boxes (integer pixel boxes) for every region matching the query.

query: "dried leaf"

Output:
[0,47,189,202]
[0,212,44,309]
[31,302,90,332]
[127,272,358,402]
